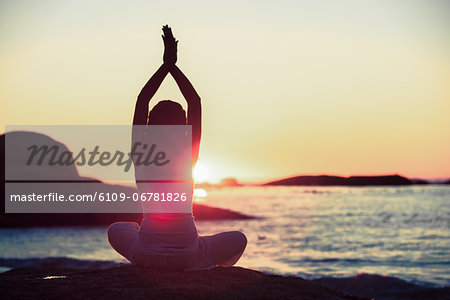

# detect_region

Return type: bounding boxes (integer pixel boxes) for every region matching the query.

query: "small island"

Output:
[264,174,424,186]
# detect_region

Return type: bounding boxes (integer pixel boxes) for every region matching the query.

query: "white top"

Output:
[134,181,198,255]
[136,212,199,255]
[132,126,197,255]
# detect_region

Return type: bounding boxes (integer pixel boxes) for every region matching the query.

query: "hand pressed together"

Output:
[162,25,178,65]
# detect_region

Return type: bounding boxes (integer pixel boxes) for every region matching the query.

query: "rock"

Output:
[0,266,360,299]
[312,273,450,300]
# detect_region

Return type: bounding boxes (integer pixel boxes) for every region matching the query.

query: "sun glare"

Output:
[193,162,210,183]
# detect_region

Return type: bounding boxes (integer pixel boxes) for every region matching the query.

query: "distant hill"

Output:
[264,175,422,186]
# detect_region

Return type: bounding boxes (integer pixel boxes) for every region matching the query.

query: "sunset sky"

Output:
[1,0,449,182]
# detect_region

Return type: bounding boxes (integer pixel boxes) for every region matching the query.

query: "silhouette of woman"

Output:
[107,25,247,270]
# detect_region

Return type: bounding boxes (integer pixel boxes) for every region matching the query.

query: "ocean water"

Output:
[0,185,449,288]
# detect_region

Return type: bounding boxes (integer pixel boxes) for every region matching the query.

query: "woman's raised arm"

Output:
[133,64,169,126]
[170,65,202,166]
[133,25,176,126]
[162,25,202,165]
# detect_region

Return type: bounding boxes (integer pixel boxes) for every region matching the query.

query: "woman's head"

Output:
[148,100,187,125]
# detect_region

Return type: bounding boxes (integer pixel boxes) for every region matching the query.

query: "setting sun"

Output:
[193,161,210,183]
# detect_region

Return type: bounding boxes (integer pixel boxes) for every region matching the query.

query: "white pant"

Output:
[107,222,247,270]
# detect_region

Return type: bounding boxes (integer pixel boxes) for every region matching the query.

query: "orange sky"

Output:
[1,0,449,182]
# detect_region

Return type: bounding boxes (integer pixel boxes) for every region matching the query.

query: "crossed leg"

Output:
[107,222,139,261]
[108,223,247,269]
[200,231,247,267]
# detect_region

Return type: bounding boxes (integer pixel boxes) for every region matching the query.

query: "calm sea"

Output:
[0,185,449,288]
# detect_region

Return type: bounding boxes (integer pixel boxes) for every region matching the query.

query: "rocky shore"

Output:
[0,265,359,299]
